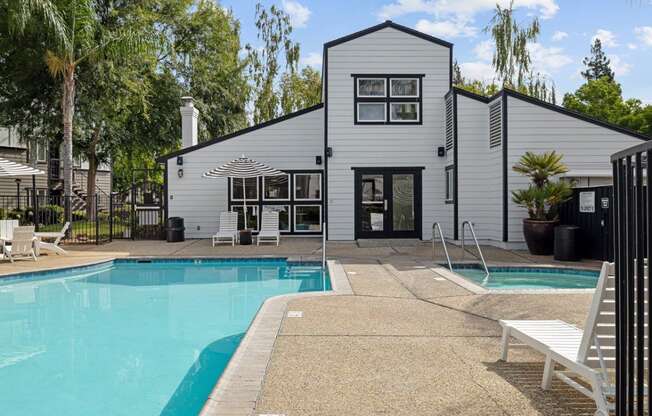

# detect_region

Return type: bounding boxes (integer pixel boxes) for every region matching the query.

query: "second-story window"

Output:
[353,74,423,125]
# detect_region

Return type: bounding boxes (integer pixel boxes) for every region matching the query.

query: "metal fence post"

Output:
[109,193,114,242]
[95,196,99,245]
[131,186,136,240]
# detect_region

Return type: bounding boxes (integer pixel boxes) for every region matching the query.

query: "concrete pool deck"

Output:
[0,238,603,415]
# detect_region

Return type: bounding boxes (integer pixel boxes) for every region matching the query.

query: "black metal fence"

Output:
[611,141,651,415]
[0,191,165,244]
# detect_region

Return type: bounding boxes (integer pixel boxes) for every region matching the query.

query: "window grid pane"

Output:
[358,78,386,97]
[294,174,321,200]
[391,79,418,97]
[294,205,321,232]
[263,175,290,200]
[390,103,418,122]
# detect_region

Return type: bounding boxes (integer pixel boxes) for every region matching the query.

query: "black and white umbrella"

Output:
[203,155,284,229]
[0,158,45,176]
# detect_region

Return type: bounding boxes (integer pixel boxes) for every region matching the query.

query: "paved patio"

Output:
[0,238,603,415]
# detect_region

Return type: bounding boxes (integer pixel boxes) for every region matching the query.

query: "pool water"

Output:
[0,259,330,416]
[452,266,599,289]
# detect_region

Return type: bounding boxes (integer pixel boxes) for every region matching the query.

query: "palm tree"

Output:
[6,0,148,221]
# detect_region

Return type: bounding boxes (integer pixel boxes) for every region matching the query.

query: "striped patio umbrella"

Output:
[0,158,45,176]
[203,155,284,229]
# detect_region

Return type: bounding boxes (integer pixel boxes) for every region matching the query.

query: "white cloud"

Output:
[415,17,478,38]
[551,31,568,41]
[628,43,638,50]
[458,61,498,83]
[592,29,618,47]
[300,52,322,68]
[282,0,311,28]
[473,40,494,61]
[608,55,632,76]
[528,43,573,75]
[378,0,559,21]
[635,26,652,46]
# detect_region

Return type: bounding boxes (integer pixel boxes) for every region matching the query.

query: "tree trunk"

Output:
[62,67,75,223]
[85,126,100,221]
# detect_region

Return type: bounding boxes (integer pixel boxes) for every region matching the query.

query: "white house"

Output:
[157,21,648,247]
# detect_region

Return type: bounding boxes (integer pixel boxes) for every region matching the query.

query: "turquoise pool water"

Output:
[0,259,330,415]
[452,265,599,290]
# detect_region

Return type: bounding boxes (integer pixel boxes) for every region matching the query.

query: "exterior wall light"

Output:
[177,168,184,178]
[315,155,322,165]
[326,147,333,158]
[177,156,183,165]
[437,146,445,157]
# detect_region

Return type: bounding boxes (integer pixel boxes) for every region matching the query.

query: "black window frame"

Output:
[445,165,455,204]
[228,169,324,235]
[352,74,424,125]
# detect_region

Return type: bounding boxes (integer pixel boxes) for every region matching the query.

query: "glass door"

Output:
[355,168,421,239]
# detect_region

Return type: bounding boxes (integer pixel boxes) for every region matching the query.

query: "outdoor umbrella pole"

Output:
[242,177,247,230]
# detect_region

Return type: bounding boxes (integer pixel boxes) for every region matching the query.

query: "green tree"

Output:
[4,0,150,222]
[246,2,300,124]
[280,66,322,114]
[484,0,540,88]
[581,39,614,82]
[563,77,630,125]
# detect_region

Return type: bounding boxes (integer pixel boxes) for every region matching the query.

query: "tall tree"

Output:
[280,66,321,114]
[484,0,540,88]
[246,2,300,124]
[4,0,150,222]
[581,39,614,81]
[563,77,632,125]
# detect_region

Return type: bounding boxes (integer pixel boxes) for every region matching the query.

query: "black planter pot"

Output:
[522,219,558,255]
[239,230,252,245]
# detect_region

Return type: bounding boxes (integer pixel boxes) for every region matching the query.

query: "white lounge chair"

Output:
[3,226,38,263]
[257,211,280,246]
[499,262,617,416]
[212,212,238,247]
[36,221,70,256]
[0,219,19,241]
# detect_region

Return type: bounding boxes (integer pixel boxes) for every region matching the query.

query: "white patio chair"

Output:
[212,212,238,247]
[36,221,70,256]
[3,226,38,263]
[499,262,620,416]
[257,211,280,246]
[0,219,19,240]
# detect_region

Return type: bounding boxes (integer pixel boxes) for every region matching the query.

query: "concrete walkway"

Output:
[0,238,603,415]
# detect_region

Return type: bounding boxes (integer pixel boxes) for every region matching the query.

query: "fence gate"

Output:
[559,185,613,261]
[111,182,165,240]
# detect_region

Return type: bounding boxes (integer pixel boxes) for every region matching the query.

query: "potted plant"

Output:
[511,151,573,255]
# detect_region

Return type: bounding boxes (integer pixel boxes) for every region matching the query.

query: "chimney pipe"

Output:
[180,96,198,148]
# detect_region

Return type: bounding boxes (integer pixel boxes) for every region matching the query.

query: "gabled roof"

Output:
[452,86,650,141]
[156,103,324,162]
[324,20,453,49]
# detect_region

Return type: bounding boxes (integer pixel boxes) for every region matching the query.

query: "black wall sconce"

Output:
[326,147,333,158]
[437,146,445,157]
[315,155,322,165]
[176,156,183,165]
[177,168,184,178]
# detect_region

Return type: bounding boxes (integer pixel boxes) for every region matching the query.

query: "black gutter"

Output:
[323,45,329,240]
[502,92,509,243]
[453,90,459,240]
[156,103,325,162]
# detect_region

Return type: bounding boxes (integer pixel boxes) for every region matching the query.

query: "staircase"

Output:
[71,182,87,211]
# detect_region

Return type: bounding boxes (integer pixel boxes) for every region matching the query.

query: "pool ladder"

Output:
[432,221,490,280]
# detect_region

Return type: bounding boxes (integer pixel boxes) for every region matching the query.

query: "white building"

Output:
[158,21,648,247]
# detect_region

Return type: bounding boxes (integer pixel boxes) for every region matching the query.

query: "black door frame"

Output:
[353,167,423,239]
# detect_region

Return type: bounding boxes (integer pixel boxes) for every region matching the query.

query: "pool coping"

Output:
[199,259,353,416]
[429,262,601,295]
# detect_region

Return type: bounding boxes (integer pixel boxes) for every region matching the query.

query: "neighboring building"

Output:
[0,126,112,208]
[157,21,648,248]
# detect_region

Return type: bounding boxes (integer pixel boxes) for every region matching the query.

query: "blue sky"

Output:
[222,0,652,103]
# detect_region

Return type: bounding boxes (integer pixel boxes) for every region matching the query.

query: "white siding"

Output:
[506,95,642,242]
[456,94,502,242]
[167,108,324,238]
[326,27,452,240]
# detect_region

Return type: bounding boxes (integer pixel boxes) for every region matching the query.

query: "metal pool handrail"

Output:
[432,222,453,271]
[322,222,326,269]
[461,221,490,280]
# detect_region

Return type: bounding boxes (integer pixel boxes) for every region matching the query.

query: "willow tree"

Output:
[246,2,300,124]
[485,0,540,88]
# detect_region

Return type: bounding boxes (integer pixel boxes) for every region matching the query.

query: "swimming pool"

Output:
[450,264,599,290]
[0,258,330,415]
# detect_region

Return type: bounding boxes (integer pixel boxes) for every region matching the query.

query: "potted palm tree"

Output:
[512,151,573,255]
